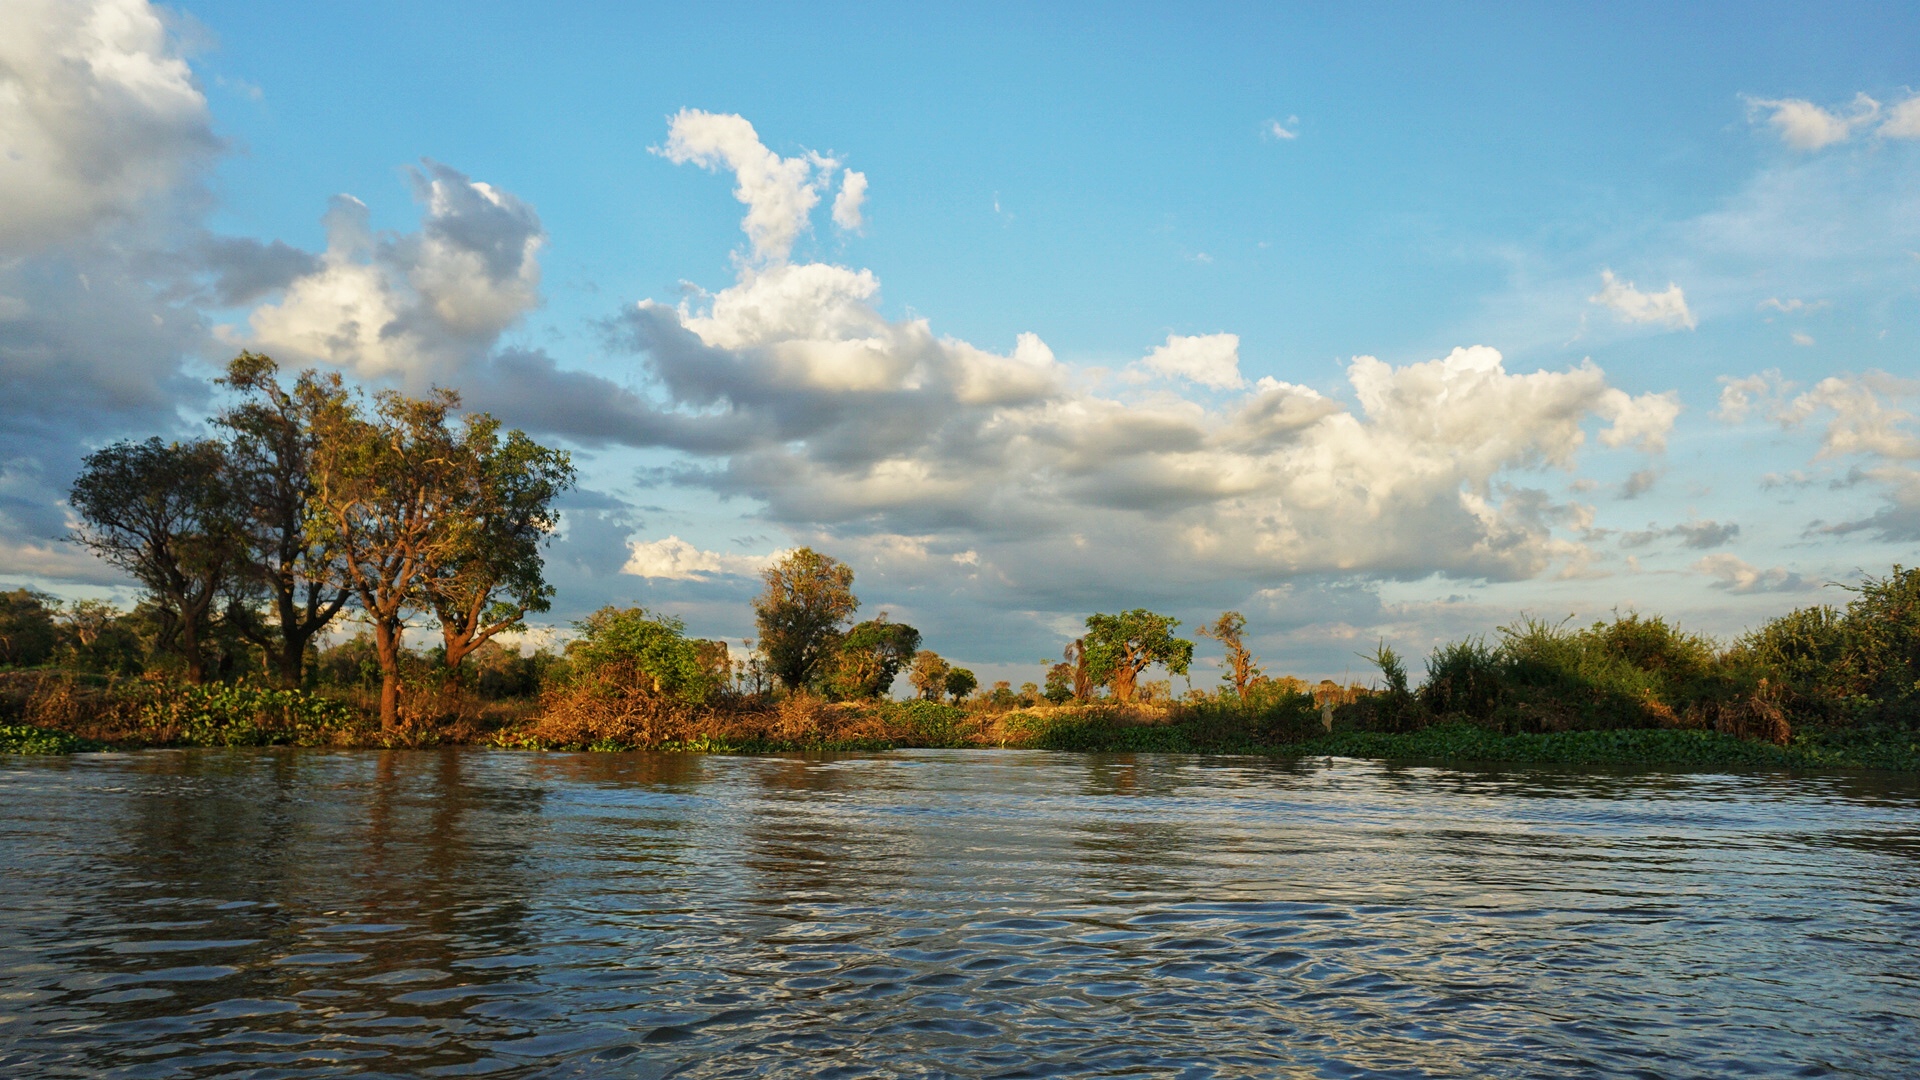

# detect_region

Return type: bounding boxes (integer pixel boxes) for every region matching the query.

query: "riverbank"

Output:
[7,714,1916,772]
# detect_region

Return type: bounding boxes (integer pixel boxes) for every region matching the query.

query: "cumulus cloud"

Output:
[622,535,782,580]
[832,170,868,232]
[0,0,217,252]
[1693,553,1810,594]
[1885,96,1920,139]
[657,109,835,264]
[237,161,544,379]
[600,159,1678,602]
[1588,269,1696,330]
[1137,333,1244,389]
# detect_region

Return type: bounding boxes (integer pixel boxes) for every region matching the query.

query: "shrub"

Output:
[139,682,362,746]
[567,607,716,703]
[1422,636,1503,719]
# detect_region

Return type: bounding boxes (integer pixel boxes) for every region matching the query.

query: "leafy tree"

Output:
[0,589,59,667]
[1081,609,1193,703]
[426,414,574,684]
[909,649,950,701]
[825,615,922,699]
[1042,660,1074,704]
[1196,611,1261,700]
[753,547,858,692]
[306,385,474,729]
[216,353,353,687]
[944,666,978,702]
[1062,637,1093,700]
[567,606,716,702]
[68,437,245,683]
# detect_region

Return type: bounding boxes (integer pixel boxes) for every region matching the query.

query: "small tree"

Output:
[1197,611,1261,700]
[909,649,950,701]
[1062,637,1093,700]
[0,589,59,667]
[217,353,354,687]
[944,666,977,702]
[1043,660,1075,704]
[1082,609,1193,703]
[68,438,246,683]
[825,615,922,699]
[753,547,858,692]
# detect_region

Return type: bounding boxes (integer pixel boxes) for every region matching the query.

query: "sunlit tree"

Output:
[1082,609,1193,703]
[753,547,858,692]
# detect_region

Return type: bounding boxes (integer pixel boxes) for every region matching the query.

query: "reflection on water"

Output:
[2,750,1917,1077]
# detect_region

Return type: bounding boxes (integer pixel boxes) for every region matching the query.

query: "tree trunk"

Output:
[280,637,306,690]
[373,618,403,731]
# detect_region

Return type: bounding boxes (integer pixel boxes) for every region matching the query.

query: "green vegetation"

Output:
[0,723,104,755]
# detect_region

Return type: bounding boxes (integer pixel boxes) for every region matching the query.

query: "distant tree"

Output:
[0,589,59,667]
[1018,681,1041,706]
[1081,609,1193,703]
[825,615,922,699]
[216,353,354,687]
[1197,610,1261,700]
[58,599,118,650]
[1042,660,1074,704]
[306,385,474,729]
[1062,637,1093,700]
[909,650,950,701]
[944,667,977,702]
[753,547,858,692]
[425,414,574,685]
[68,437,245,683]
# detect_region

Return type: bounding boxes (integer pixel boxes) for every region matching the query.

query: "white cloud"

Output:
[1715,371,1791,423]
[1791,331,1815,347]
[1759,297,1827,314]
[1588,269,1696,330]
[238,161,543,379]
[1138,333,1244,389]
[832,169,868,232]
[1746,93,1879,150]
[1596,388,1681,452]
[622,535,780,580]
[1763,371,1920,540]
[0,0,216,252]
[657,109,831,264]
[1693,553,1809,594]
[1883,96,1920,139]
[1267,117,1298,140]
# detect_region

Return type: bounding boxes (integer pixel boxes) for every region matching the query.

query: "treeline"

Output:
[33,354,573,729]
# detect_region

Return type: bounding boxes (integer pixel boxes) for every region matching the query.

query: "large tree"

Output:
[68,438,245,683]
[1082,609,1194,703]
[306,385,472,729]
[216,353,353,687]
[908,650,950,701]
[426,415,574,684]
[753,547,858,692]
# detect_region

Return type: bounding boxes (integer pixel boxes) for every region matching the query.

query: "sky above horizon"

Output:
[3,1,1918,690]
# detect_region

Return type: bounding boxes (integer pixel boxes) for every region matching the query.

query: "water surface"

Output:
[1,749,1916,1077]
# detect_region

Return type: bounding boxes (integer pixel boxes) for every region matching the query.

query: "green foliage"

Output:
[909,650,950,701]
[139,682,361,747]
[567,606,716,703]
[0,723,104,754]
[753,547,859,692]
[944,667,977,701]
[1421,637,1502,719]
[1082,609,1194,702]
[824,616,922,699]
[0,590,60,668]
[1042,661,1074,704]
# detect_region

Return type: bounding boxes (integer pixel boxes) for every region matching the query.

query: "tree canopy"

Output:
[1082,609,1193,703]
[753,547,858,692]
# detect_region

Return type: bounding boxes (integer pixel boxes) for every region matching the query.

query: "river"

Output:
[1,749,1916,1077]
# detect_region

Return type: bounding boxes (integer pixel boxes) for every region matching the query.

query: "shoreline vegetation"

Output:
[3,354,1919,772]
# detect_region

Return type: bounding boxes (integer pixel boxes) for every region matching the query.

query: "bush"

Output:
[567,607,716,703]
[139,682,363,747]
[1422,637,1502,719]
[0,723,103,754]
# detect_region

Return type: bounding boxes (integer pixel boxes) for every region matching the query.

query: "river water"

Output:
[1,749,1916,1078]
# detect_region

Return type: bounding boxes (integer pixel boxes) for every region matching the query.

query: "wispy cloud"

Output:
[1589,269,1696,330]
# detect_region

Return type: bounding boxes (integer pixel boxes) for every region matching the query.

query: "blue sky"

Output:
[2,1,1917,688]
